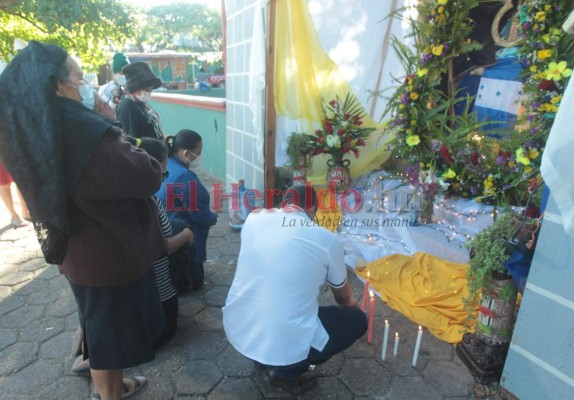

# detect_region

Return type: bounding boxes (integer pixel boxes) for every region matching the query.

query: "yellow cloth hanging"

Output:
[357,252,477,344]
[315,186,342,232]
[274,0,394,184]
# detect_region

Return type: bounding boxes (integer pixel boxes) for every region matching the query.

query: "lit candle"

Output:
[393,332,399,357]
[381,319,389,361]
[412,326,423,367]
[361,271,370,312]
[367,291,375,344]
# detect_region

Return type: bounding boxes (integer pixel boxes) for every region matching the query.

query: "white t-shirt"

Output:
[223,207,347,366]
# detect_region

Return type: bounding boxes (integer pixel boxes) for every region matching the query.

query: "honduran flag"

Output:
[473,55,523,137]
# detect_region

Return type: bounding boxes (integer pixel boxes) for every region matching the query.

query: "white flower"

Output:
[326,134,341,148]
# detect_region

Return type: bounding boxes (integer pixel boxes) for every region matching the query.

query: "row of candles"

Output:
[362,272,424,367]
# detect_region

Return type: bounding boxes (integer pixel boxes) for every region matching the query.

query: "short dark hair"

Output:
[282,184,317,211]
[139,138,167,163]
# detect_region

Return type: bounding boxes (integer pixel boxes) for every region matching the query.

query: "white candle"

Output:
[412,326,423,367]
[381,320,389,361]
[393,332,399,357]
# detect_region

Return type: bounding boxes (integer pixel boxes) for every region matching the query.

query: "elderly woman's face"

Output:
[56,57,87,102]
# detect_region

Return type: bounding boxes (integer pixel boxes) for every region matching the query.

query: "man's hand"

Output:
[331,280,359,308]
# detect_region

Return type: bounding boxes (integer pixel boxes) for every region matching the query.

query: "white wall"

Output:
[225,0,265,192]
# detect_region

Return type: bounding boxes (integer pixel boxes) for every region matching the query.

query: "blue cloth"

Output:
[157,157,218,262]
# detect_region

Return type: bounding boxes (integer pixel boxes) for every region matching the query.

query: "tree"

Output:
[0,0,136,71]
[138,3,222,53]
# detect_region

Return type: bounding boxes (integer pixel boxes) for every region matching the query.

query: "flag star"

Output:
[496,90,501,96]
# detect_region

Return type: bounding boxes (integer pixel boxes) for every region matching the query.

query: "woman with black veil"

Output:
[0,42,167,400]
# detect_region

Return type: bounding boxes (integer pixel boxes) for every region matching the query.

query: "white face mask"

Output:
[117,75,126,86]
[187,151,204,170]
[66,82,95,110]
[136,91,152,103]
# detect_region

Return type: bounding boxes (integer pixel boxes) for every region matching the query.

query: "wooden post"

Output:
[264,0,277,192]
[221,0,227,73]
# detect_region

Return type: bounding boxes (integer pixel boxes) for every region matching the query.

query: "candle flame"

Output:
[367,271,370,278]
[385,319,388,324]
[369,290,374,298]
[418,326,422,331]
[395,332,399,337]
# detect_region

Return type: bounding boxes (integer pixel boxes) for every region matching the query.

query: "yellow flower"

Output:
[542,34,551,43]
[515,148,530,166]
[406,135,420,147]
[528,148,539,159]
[399,104,405,109]
[417,68,428,77]
[432,45,444,56]
[410,120,417,126]
[546,61,573,81]
[406,129,413,135]
[530,65,538,72]
[551,95,562,104]
[534,11,546,22]
[419,162,425,168]
[437,0,448,4]
[537,49,552,60]
[410,92,419,100]
[442,168,456,179]
[524,166,533,174]
[544,4,551,11]
[438,6,444,13]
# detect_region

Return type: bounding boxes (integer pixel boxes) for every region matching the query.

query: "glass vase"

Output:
[419,193,436,224]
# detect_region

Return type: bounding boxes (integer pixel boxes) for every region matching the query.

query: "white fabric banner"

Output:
[541,76,574,237]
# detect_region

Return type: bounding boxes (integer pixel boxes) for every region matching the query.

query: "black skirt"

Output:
[68,268,165,370]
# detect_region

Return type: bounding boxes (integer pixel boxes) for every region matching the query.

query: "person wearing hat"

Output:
[117,61,164,139]
[98,52,130,110]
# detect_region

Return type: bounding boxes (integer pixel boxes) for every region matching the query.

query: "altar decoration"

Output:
[384,0,482,164]
[306,94,375,190]
[513,0,573,177]
[357,253,475,344]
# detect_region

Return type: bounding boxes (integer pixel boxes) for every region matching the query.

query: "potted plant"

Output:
[457,211,520,384]
[286,132,312,185]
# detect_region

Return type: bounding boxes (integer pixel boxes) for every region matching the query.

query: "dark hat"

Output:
[122,62,162,93]
[283,184,318,211]
[112,52,130,74]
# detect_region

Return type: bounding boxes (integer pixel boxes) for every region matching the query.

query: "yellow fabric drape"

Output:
[274,0,394,184]
[357,252,477,344]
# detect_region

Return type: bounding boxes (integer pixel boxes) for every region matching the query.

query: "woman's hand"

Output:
[167,227,195,255]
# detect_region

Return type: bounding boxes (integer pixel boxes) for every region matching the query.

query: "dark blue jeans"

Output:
[262,305,367,380]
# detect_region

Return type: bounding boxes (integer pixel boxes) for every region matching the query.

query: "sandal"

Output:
[71,355,90,376]
[90,376,147,400]
[121,376,147,399]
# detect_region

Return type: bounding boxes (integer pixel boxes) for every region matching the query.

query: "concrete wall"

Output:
[225,0,265,192]
[150,94,227,183]
[502,193,574,398]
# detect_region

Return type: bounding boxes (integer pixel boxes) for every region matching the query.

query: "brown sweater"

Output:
[59,130,167,286]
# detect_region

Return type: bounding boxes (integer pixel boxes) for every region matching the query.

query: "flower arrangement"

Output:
[384,0,482,163]
[306,93,374,161]
[514,0,572,175]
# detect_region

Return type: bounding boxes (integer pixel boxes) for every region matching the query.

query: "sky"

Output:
[119,0,220,10]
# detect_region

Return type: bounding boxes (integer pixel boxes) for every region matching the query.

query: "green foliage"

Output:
[136,3,222,53]
[464,211,517,308]
[0,0,136,71]
[286,132,312,169]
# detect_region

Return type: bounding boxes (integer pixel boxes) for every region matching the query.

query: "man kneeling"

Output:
[223,184,367,395]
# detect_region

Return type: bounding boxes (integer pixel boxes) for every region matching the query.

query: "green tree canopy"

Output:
[137,3,222,53]
[0,0,135,71]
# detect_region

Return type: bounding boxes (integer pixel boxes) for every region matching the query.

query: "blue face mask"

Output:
[66,82,95,110]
